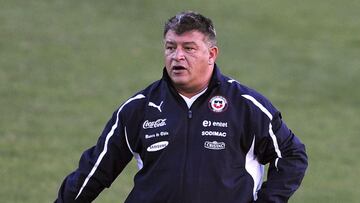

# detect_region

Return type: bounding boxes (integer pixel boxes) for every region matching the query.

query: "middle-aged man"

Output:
[56,11,308,203]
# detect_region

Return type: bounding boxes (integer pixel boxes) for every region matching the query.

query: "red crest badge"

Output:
[209,96,228,113]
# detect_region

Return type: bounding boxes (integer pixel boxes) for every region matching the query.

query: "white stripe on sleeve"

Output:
[245,136,265,200]
[241,94,282,163]
[75,94,145,200]
[124,127,144,170]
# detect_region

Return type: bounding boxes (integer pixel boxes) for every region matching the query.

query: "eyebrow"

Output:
[165,41,197,46]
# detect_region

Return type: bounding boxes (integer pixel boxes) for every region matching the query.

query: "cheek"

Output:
[192,55,209,68]
[186,54,202,65]
[164,54,171,64]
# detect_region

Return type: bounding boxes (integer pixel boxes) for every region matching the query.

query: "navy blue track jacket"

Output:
[56,65,308,203]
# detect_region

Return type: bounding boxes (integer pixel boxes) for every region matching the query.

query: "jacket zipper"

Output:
[188,110,192,119]
[179,108,193,202]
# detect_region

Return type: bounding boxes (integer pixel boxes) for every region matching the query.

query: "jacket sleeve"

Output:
[55,109,134,203]
[255,112,308,203]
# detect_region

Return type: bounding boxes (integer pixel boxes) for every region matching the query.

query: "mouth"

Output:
[172,65,187,71]
[172,65,186,73]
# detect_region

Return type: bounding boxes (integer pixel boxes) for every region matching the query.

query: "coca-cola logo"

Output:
[143,119,167,129]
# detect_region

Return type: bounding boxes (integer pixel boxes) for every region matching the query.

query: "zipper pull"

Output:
[188,110,192,119]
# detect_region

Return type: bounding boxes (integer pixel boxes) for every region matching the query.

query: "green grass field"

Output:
[1,0,359,202]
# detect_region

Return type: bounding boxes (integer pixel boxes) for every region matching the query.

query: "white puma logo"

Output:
[148,101,163,112]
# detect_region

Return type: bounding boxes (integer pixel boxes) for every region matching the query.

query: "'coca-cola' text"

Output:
[143,119,167,129]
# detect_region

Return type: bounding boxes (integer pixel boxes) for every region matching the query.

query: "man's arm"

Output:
[255,112,308,203]
[55,109,133,203]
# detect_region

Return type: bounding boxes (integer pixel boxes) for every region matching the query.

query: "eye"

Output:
[165,45,176,51]
[184,47,195,52]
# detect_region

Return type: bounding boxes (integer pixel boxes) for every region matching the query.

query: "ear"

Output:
[208,46,219,65]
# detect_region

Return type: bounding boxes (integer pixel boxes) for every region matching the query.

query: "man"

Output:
[56,11,308,203]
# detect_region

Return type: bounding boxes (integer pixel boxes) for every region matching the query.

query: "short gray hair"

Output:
[164,11,217,46]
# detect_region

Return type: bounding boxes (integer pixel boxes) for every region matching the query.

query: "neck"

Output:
[175,66,214,98]
[176,83,209,98]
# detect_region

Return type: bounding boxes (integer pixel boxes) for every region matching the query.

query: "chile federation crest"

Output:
[209,96,228,113]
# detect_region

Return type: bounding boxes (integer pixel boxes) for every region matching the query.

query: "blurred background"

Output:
[1,0,359,202]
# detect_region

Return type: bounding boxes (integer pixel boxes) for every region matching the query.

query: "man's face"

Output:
[164,30,218,95]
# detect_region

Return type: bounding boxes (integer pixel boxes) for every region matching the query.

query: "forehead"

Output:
[164,30,207,44]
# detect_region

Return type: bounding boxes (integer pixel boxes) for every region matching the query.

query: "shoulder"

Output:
[222,77,278,119]
[117,79,164,117]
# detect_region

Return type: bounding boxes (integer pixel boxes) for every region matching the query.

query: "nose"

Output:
[172,48,185,61]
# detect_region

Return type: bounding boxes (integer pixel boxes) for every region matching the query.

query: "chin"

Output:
[171,79,189,87]
[172,80,188,86]
[170,75,188,84]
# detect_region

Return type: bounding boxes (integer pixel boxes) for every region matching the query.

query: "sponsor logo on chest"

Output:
[204,141,226,150]
[147,141,169,152]
[145,131,169,139]
[202,120,228,128]
[143,119,167,129]
[148,101,163,112]
[202,131,227,137]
